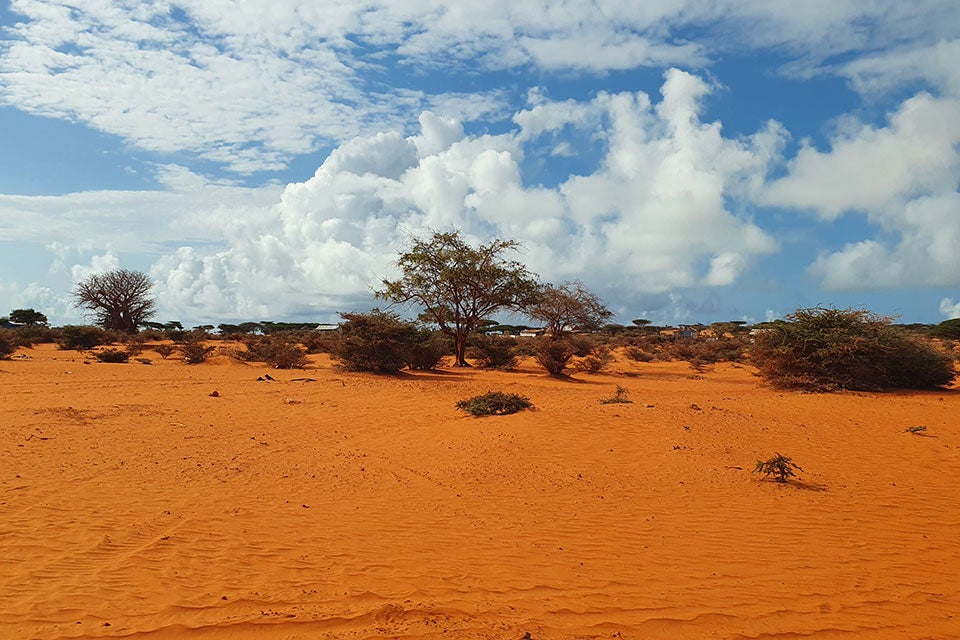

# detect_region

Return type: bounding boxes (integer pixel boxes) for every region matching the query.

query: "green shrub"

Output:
[467,333,518,369]
[333,310,420,373]
[95,348,131,363]
[753,453,802,483]
[268,342,310,369]
[534,335,593,377]
[0,329,17,359]
[930,318,960,340]
[180,341,215,364]
[406,330,450,370]
[456,391,533,416]
[59,325,116,350]
[750,307,956,391]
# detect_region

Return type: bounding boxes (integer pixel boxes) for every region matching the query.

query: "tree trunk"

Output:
[454,328,470,366]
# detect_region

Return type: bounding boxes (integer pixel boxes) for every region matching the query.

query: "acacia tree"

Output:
[72,269,156,333]
[377,231,539,366]
[9,308,48,325]
[527,281,613,337]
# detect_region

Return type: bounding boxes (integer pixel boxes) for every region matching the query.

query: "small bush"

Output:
[624,346,655,362]
[468,334,518,369]
[180,341,215,364]
[534,336,593,377]
[14,325,61,345]
[600,385,632,404]
[59,325,115,350]
[269,342,310,369]
[300,331,339,354]
[0,329,17,359]
[456,391,533,416]
[574,344,614,373]
[154,344,176,359]
[753,453,802,483]
[95,348,131,363]
[751,307,956,391]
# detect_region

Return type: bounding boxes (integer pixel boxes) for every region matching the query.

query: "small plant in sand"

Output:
[180,341,215,364]
[154,344,176,359]
[456,391,533,416]
[753,452,803,483]
[905,425,928,435]
[600,385,632,405]
[95,348,131,363]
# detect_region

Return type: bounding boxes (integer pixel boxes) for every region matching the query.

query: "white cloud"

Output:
[3,1,956,174]
[146,69,784,323]
[764,91,960,290]
[940,298,960,319]
[839,39,960,97]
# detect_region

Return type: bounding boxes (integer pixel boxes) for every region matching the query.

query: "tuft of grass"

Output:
[905,425,927,435]
[600,385,633,404]
[753,452,802,483]
[456,391,533,417]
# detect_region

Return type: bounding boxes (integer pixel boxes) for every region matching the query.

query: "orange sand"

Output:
[1,343,959,639]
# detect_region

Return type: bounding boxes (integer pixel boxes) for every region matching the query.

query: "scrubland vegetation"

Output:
[1,230,957,389]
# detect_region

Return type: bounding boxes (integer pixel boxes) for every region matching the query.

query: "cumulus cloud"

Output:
[764,92,960,290]
[148,71,785,323]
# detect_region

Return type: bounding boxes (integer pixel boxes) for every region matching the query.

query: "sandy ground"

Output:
[1,342,959,640]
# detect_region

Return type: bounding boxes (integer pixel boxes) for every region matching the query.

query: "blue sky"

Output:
[1,0,959,328]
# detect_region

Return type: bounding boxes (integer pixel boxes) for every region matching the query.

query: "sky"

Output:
[1,0,959,328]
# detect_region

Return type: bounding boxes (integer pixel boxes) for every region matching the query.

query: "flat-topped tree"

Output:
[9,308,48,326]
[377,231,539,367]
[72,269,156,333]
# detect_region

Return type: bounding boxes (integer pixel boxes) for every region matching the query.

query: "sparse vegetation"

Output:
[753,453,802,483]
[95,348,131,363]
[456,391,533,416]
[751,307,956,391]
[600,385,632,404]
[905,425,928,435]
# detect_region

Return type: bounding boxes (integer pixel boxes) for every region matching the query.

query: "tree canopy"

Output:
[377,231,539,366]
[72,269,156,333]
[9,308,48,325]
[527,281,613,337]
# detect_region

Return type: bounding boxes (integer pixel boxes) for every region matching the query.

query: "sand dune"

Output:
[1,343,958,639]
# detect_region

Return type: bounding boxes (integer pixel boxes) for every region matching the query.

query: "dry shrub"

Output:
[241,336,309,369]
[95,348,131,363]
[0,329,17,359]
[154,344,176,359]
[299,331,340,354]
[573,343,614,373]
[180,341,215,364]
[623,346,655,362]
[467,334,518,369]
[751,307,956,391]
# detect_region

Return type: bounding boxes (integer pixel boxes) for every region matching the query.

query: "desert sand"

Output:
[1,342,958,639]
